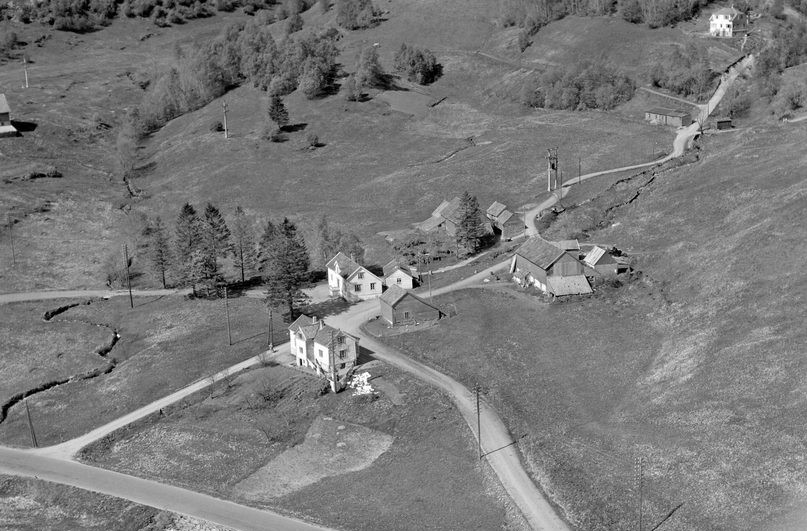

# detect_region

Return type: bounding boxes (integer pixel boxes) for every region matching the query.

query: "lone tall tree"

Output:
[175,203,202,284]
[147,216,172,288]
[456,191,485,257]
[268,94,289,129]
[231,206,257,282]
[203,203,232,261]
[262,218,310,319]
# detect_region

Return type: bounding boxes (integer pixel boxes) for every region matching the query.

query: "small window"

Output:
[340,363,346,369]
[404,311,410,319]
[298,346,303,354]
[358,272,364,280]
[370,282,376,290]
[396,277,402,284]
[339,350,346,360]
[354,284,361,292]
[337,336,344,345]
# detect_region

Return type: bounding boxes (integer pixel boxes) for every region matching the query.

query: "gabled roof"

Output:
[487,201,507,218]
[497,209,515,224]
[383,259,413,279]
[440,197,463,224]
[584,246,616,266]
[418,216,444,233]
[0,94,9,114]
[345,265,381,283]
[515,237,566,270]
[431,199,452,218]
[379,285,441,311]
[553,239,580,252]
[547,275,592,296]
[288,314,321,339]
[326,251,361,279]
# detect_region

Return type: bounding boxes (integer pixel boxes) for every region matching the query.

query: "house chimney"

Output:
[312,316,317,324]
[319,320,325,330]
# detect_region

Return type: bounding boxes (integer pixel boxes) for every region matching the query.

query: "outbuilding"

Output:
[378,285,444,326]
[645,107,692,127]
[383,260,418,289]
[715,117,733,130]
[0,94,18,137]
[510,236,592,296]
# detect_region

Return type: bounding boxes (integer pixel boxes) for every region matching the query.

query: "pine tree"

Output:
[231,206,257,283]
[456,191,484,257]
[175,203,202,284]
[147,216,172,288]
[202,202,232,260]
[189,248,222,297]
[257,219,278,273]
[268,94,290,129]
[262,218,310,319]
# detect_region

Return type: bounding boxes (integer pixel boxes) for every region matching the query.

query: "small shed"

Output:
[0,94,17,137]
[645,107,692,127]
[379,285,443,326]
[553,239,581,259]
[383,260,417,290]
[583,246,619,276]
[716,117,733,130]
[486,201,523,240]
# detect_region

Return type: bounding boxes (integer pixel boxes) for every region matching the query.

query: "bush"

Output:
[392,43,441,84]
[306,132,319,148]
[648,42,715,99]
[536,61,634,111]
[335,0,375,29]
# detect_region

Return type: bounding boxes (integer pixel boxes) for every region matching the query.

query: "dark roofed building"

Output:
[0,94,17,137]
[486,201,524,240]
[510,236,590,296]
[383,259,417,289]
[379,285,444,326]
[645,107,692,127]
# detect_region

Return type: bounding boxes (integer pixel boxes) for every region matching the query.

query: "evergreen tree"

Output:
[356,45,383,87]
[268,93,290,129]
[175,203,202,284]
[147,216,172,288]
[202,202,232,259]
[262,218,310,319]
[257,219,278,273]
[231,206,257,282]
[189,248,222,297]
[456,191,484,257]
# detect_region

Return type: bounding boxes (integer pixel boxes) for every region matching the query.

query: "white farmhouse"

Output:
[709,7,744,38]
[288,314,359,392]
[326,252,383,301]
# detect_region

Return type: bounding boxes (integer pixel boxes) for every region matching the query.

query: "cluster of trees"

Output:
[128,18,338,136]
[392,43,441,84]
[522,60,634,110]
[648,41,715,99]
[335,0,376,30]
[344,45,383,100]
[616,0,709,27]
[314,215,365,268]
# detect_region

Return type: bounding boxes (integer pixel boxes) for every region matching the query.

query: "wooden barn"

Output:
[510,236,591,296]
[645,107,692,127]
[378,285,444,326]
[486,201,524,240]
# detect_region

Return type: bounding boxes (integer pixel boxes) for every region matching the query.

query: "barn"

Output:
[0,94,18,138]
[510,236,592,296]
[645,107,692,127]
[379,285,443,326]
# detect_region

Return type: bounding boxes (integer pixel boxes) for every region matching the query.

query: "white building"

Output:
[709,7,744,38]
[288,314,359,392]
[326,252,383,301]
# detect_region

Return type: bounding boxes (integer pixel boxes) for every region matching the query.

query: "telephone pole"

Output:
[224,286,232,346]
[24,399,38,448]
[123,244,133,309]
[578,156,581,185]
[22,57,29,89]
[222,101,229,139]
[8,219,16,266]
[427,270,432,300]
[546,147,559,192]
[635,456,646,531]
[267,305,274,351]
[475,384,482,459]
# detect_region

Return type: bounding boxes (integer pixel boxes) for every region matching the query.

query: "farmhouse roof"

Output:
[379,285,441,311]
[487,201,507,218]
[553,239,580,252]
[713,7,740,18]
[547,275,592,296]
[646,107,690,118]
[433,197,461,219]
[440,197,463,224]
[288,314,322,339]
[496,210,515,224]
[515,237,566,270]
[418,216,443,233]
[383,260,413,279]
[326,251,361,279]
[0,94,9,114]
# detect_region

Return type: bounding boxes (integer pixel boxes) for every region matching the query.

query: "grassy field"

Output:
[0,474,230,531]
[0,299,112,415]
[80,361,527,530]
[0,294,274,447]
[379,122,807,530]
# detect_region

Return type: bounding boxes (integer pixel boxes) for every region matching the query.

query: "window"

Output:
[318,348,324,358]
[370,282,376,290]
[298,346,303,354]
[404,311,410,319]
[339,350,346,359]
[396,277,402,284]
[340,363,346,369]
[337,336,344,345]
[358,272,364,280]
[354,284,362,292]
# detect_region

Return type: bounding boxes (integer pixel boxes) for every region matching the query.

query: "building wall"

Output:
[0,112,9,126]
[348,268,383,300]
[388,296,441,325]
[512,255,548,286]
[314,335,358,390]
[385,270,414,289]
[327,269,343,295]
[550,253,585,277]
[501,218,524,239]
[290,332,313,367]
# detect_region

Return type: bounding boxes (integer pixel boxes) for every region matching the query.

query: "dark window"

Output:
[404,311,410,319]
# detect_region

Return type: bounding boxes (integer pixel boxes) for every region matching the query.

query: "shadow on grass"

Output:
[11,120,37,132]
[280,123,307,133]
[300,297,352,319]
[231,332,267,346]
[356,344,378,365]
[133,295,166,308]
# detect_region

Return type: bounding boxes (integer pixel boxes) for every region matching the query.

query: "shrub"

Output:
[335,0,375,29]
[537,61,634,111]
[286,12,303,34]
[392,43,441,84]
[305,132,319,147]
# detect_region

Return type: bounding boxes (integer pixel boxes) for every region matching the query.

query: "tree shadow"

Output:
[375,73,409,91]
[280,122,307,133]
[11,120,37,132]
[356,344,378,365]
[300,297,353,319]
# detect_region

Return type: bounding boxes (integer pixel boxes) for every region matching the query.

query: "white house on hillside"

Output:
[288,314,359,392]
[710,7,744,37]
[326,251,383,301]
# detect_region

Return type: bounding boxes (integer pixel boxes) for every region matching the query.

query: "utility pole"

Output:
[8,218,16,266]
[22,57,29,89]
[578,156,581,185]
[222,101,229,139]
[24,398,37,448]
[475,384,482,459]
[428,270,432,300]
[224,286,232,346]
[546,147,559,192]
[123,244,133,309]
[635,456,645,531]
[267,305,274,351]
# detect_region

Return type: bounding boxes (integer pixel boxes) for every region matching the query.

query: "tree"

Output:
[146,216,172,288]
[286,12,303,35]
[202,202,232,260]
[298,57,327,99]
[315,215,365,268]
[189,248,222,297]
[335,0,375,29]
[455,191,485,257]
[262,218,311,319]
[257,220,278,273]
[175,203,203,284]
[268,93,290,129]
[356,45,383,87]
[343,72,363,101]
[231,206,257,282]
[393,43,441,84]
